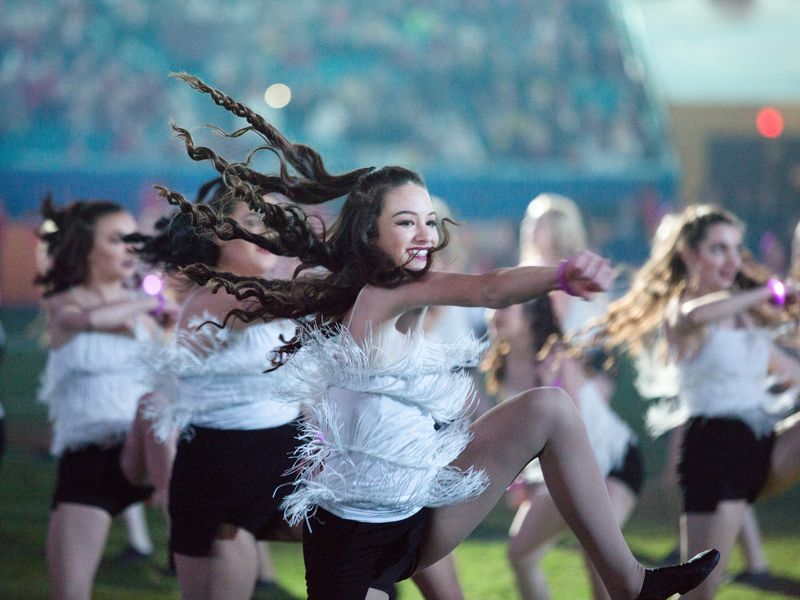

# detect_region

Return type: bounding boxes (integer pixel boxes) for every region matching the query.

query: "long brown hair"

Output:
[36,195,127,297]
[588,204,791,358]
[481,296,563,397]
[158,75,452,365]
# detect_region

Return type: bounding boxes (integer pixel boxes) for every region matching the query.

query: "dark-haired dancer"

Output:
[135,180,302,600]
[591,204,800,599]
[159,74,719,600]
[36,198,168,600]
[482,297,641,600]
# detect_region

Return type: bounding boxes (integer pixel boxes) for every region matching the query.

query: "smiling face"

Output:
[683,222,743,293]
[217,200,278,277]
[87,211,138,283]
[375,183,439,271]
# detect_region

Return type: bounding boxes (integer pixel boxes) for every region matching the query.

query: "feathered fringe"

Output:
[645,396,690,437]
[277,326,489,526]
[278,325,487,421]
[142,316,294,438]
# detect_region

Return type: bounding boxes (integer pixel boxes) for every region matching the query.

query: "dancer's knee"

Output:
[517,387,578,432]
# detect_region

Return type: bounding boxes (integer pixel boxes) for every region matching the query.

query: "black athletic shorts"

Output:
[607,442,645,496]
[169,422,300,557]
[52,442,153,516]
[303,506,431,600]
[679,417,774,513]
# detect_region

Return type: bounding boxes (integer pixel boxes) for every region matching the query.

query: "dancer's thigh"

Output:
[419,388,576,567]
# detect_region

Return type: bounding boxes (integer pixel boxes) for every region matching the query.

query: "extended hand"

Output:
[561,251,614,298]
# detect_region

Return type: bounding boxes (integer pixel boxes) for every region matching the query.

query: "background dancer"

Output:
[36,197,170,600]
[482,295,642,600]
[133,178,302,600]
[588,204,800,599]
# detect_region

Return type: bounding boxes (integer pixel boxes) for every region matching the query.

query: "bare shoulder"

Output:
[179,285,257,331]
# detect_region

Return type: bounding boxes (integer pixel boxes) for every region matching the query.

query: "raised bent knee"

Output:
[517,387,579,430]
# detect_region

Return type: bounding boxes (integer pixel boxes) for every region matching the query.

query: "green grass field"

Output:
[1,308,799,599]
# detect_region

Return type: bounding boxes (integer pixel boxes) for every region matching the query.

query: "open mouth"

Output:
[408,248,430,262]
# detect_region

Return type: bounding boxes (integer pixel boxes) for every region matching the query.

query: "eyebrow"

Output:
[391,211,437,218]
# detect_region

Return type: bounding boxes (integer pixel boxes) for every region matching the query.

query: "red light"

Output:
[756,107,784,139]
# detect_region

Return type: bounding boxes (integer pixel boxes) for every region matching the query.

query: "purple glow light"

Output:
[142,274,164,296]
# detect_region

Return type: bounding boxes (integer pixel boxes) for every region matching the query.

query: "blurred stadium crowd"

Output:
[1,0,668,172]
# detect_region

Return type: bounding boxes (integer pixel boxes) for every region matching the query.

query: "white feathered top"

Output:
[38,327,152,456]
[677,325,776,436]
[644,324,778,437]
[278,325,489,526]
[147,315,300,438]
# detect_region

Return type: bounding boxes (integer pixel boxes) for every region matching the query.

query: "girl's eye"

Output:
[426,220,436,227]
[396,220,413,226]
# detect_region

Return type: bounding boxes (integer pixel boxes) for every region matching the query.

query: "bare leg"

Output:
[120,398,151,486]
[411,553,464,600]
[419,388,645,599]
[174,525,259,600]
[760,411,800,498]
[507,487,566,600]
[121,503,153,556]
[585,479,638,600]
[47,503,112,600]
[737,506,768,574]
[681,501,747,600]
[256,541,276,583]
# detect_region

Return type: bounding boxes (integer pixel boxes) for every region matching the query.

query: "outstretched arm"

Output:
[381,251,613,319]
[673,287,772,331]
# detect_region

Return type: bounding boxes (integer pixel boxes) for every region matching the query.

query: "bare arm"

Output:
[374,251,613,321]
[48,295,161,333]
[671,287,774,332]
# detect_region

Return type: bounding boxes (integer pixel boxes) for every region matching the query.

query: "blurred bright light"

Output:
[264,83,292,109]
[142,273,164,296]
[756,107,784,139]
[41,219,58,234]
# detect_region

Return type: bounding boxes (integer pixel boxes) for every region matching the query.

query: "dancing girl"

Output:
[37,197,168,600]
[156,74,720,600]
[588,204,800,599]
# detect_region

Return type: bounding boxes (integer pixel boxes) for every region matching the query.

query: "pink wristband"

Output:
[149,293,167,317]
[766,278,786,306]
[557,258,581,297]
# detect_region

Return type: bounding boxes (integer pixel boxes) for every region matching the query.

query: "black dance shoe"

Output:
[637,549,720,600]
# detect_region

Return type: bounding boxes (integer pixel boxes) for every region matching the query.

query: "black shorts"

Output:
[679,417,774,513]
[607,442,645,496]
[303,507,431,600]
[169,422,300,557]
[52,443,153,516]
